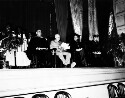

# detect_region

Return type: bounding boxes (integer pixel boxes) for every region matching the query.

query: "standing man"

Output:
[50,34,71,67]
[27,29,48,68]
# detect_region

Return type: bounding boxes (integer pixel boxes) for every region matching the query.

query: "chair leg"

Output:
[54,54,56,68]
[0,60,6,69]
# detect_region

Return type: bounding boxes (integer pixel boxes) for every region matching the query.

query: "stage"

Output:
[0,68,125,98]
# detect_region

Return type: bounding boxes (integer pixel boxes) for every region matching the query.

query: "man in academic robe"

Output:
[27,29,48,68]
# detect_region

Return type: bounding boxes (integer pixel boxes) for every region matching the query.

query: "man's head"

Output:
[73,33,80,41]
[55,34,60,42]
[74,35,79,41]
[93,35,99,42]
[36,29,42,37]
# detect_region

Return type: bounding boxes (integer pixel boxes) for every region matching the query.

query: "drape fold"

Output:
[88,0,99,40]
[70,0,83,41]
[54,0,68,42]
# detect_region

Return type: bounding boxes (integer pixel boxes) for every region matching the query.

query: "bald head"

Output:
[55,34,60,42]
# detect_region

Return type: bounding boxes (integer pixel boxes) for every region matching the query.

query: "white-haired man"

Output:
[50,34,71,66]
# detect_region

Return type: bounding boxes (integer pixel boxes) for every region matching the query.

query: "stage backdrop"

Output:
[70,0,83,41]
[88,0,99,40]
[54,0,68,42]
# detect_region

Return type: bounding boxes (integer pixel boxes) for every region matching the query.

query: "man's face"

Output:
[36,30,42,37]
[55,34,60,41]
[94,37,99,42]
[74,35,78,41]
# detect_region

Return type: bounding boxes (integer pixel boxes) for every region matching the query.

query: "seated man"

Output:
[27,29,48,68]
[70,33,86,67]
[50,34,71,66]
[90,35,104,67]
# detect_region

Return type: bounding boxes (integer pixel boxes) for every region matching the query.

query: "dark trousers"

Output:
[72,50,86,67]
[30,50,48,68]
[51,54,63,68]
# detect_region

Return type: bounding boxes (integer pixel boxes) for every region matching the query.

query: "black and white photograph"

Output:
[0,0,125,98]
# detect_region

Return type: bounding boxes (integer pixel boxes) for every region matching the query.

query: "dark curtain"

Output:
[88,0,99,41]
[0,0,27,29]
[49,0,58,37]
[24,0,50,37]
[66,0,75,43]
[0,0,51,37]
[96,0,113,46]
[54,0,68,42]
[82,0,89,44]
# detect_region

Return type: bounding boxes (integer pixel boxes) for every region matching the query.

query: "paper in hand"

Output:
[61,42,70,50]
